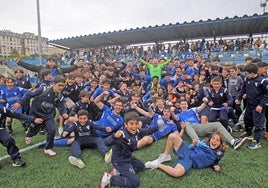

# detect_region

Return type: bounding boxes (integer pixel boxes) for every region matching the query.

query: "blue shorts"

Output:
[173,141,193,173]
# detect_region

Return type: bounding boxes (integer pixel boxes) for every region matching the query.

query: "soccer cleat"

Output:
[99,172,111,188]
[227,126,233,133]
[247,140,261,150]
[24,137,31,145]
[104,149,112,163]
[157,153,172,163]
[12,158,26,167]
[233,137,248,150]
[109,167,120,176]
[68,156,85,169]
[44,149,57,156]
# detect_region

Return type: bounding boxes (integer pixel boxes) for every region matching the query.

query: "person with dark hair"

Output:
[99,111,162,188]
[177,99,247,150]
[37,68,53,88]
[12,75,69,156]
[207,76,234,131]
[2,76,28,134]
[91,79,121,107]
[17,57,83,80]
[94,93,124,137]
[62,109,112,169]
[139,56,174,82]
[257,62,268,140]
[235,63,268,149]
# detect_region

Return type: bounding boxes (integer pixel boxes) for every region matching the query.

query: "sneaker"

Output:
[44,149,57,156]
[157,153,172,163]
[233,137,248,150]
[104,149,112,163]
[99,172,111,188]
[144,160,160,169]
[68,156,85,169]
[247,140,261,150]
[24,137,31,145]
[232,123,243,132]
[109,167,120,176]
[39,130,46,135]
[12,158,26,167]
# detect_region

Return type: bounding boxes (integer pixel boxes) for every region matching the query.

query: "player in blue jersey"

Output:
[144,131,228,177]
[94,91,124,137]
[136,105,184,148]
[2,77,28,134]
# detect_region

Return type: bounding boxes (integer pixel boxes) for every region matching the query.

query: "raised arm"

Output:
[17,60,41,73]
[139,58,150,66]
[94,91,106,110]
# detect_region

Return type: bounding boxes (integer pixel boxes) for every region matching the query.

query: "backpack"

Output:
[190,144,217,169]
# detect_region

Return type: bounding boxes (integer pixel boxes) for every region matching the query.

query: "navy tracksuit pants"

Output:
[110,157,144,188]
[71,136,108,158]
[0,128,20,160]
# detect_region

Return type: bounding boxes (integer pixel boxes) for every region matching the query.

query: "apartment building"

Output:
[0,30,48,57]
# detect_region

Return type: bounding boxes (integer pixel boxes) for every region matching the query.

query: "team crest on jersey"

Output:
[129,167,135,174]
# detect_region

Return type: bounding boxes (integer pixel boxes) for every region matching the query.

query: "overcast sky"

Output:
[0,0,264,40]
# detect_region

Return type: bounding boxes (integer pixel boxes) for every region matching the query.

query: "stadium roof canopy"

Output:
[49,13,268,50]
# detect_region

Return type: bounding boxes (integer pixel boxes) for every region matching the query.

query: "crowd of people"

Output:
[0,51,267,187]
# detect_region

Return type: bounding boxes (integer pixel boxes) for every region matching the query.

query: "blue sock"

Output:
[53,138,69,146]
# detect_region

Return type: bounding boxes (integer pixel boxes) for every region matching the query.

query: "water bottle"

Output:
[157,115,165,131]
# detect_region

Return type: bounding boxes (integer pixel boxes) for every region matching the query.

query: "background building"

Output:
[0,30,48,57]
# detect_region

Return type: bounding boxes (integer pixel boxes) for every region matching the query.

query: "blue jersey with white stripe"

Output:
[95,105,123,137]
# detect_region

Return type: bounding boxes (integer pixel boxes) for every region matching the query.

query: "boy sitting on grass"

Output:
[62,109,112,169]
[144,131,228,177]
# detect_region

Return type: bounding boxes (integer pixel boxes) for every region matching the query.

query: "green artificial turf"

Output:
[0,120,267,188]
